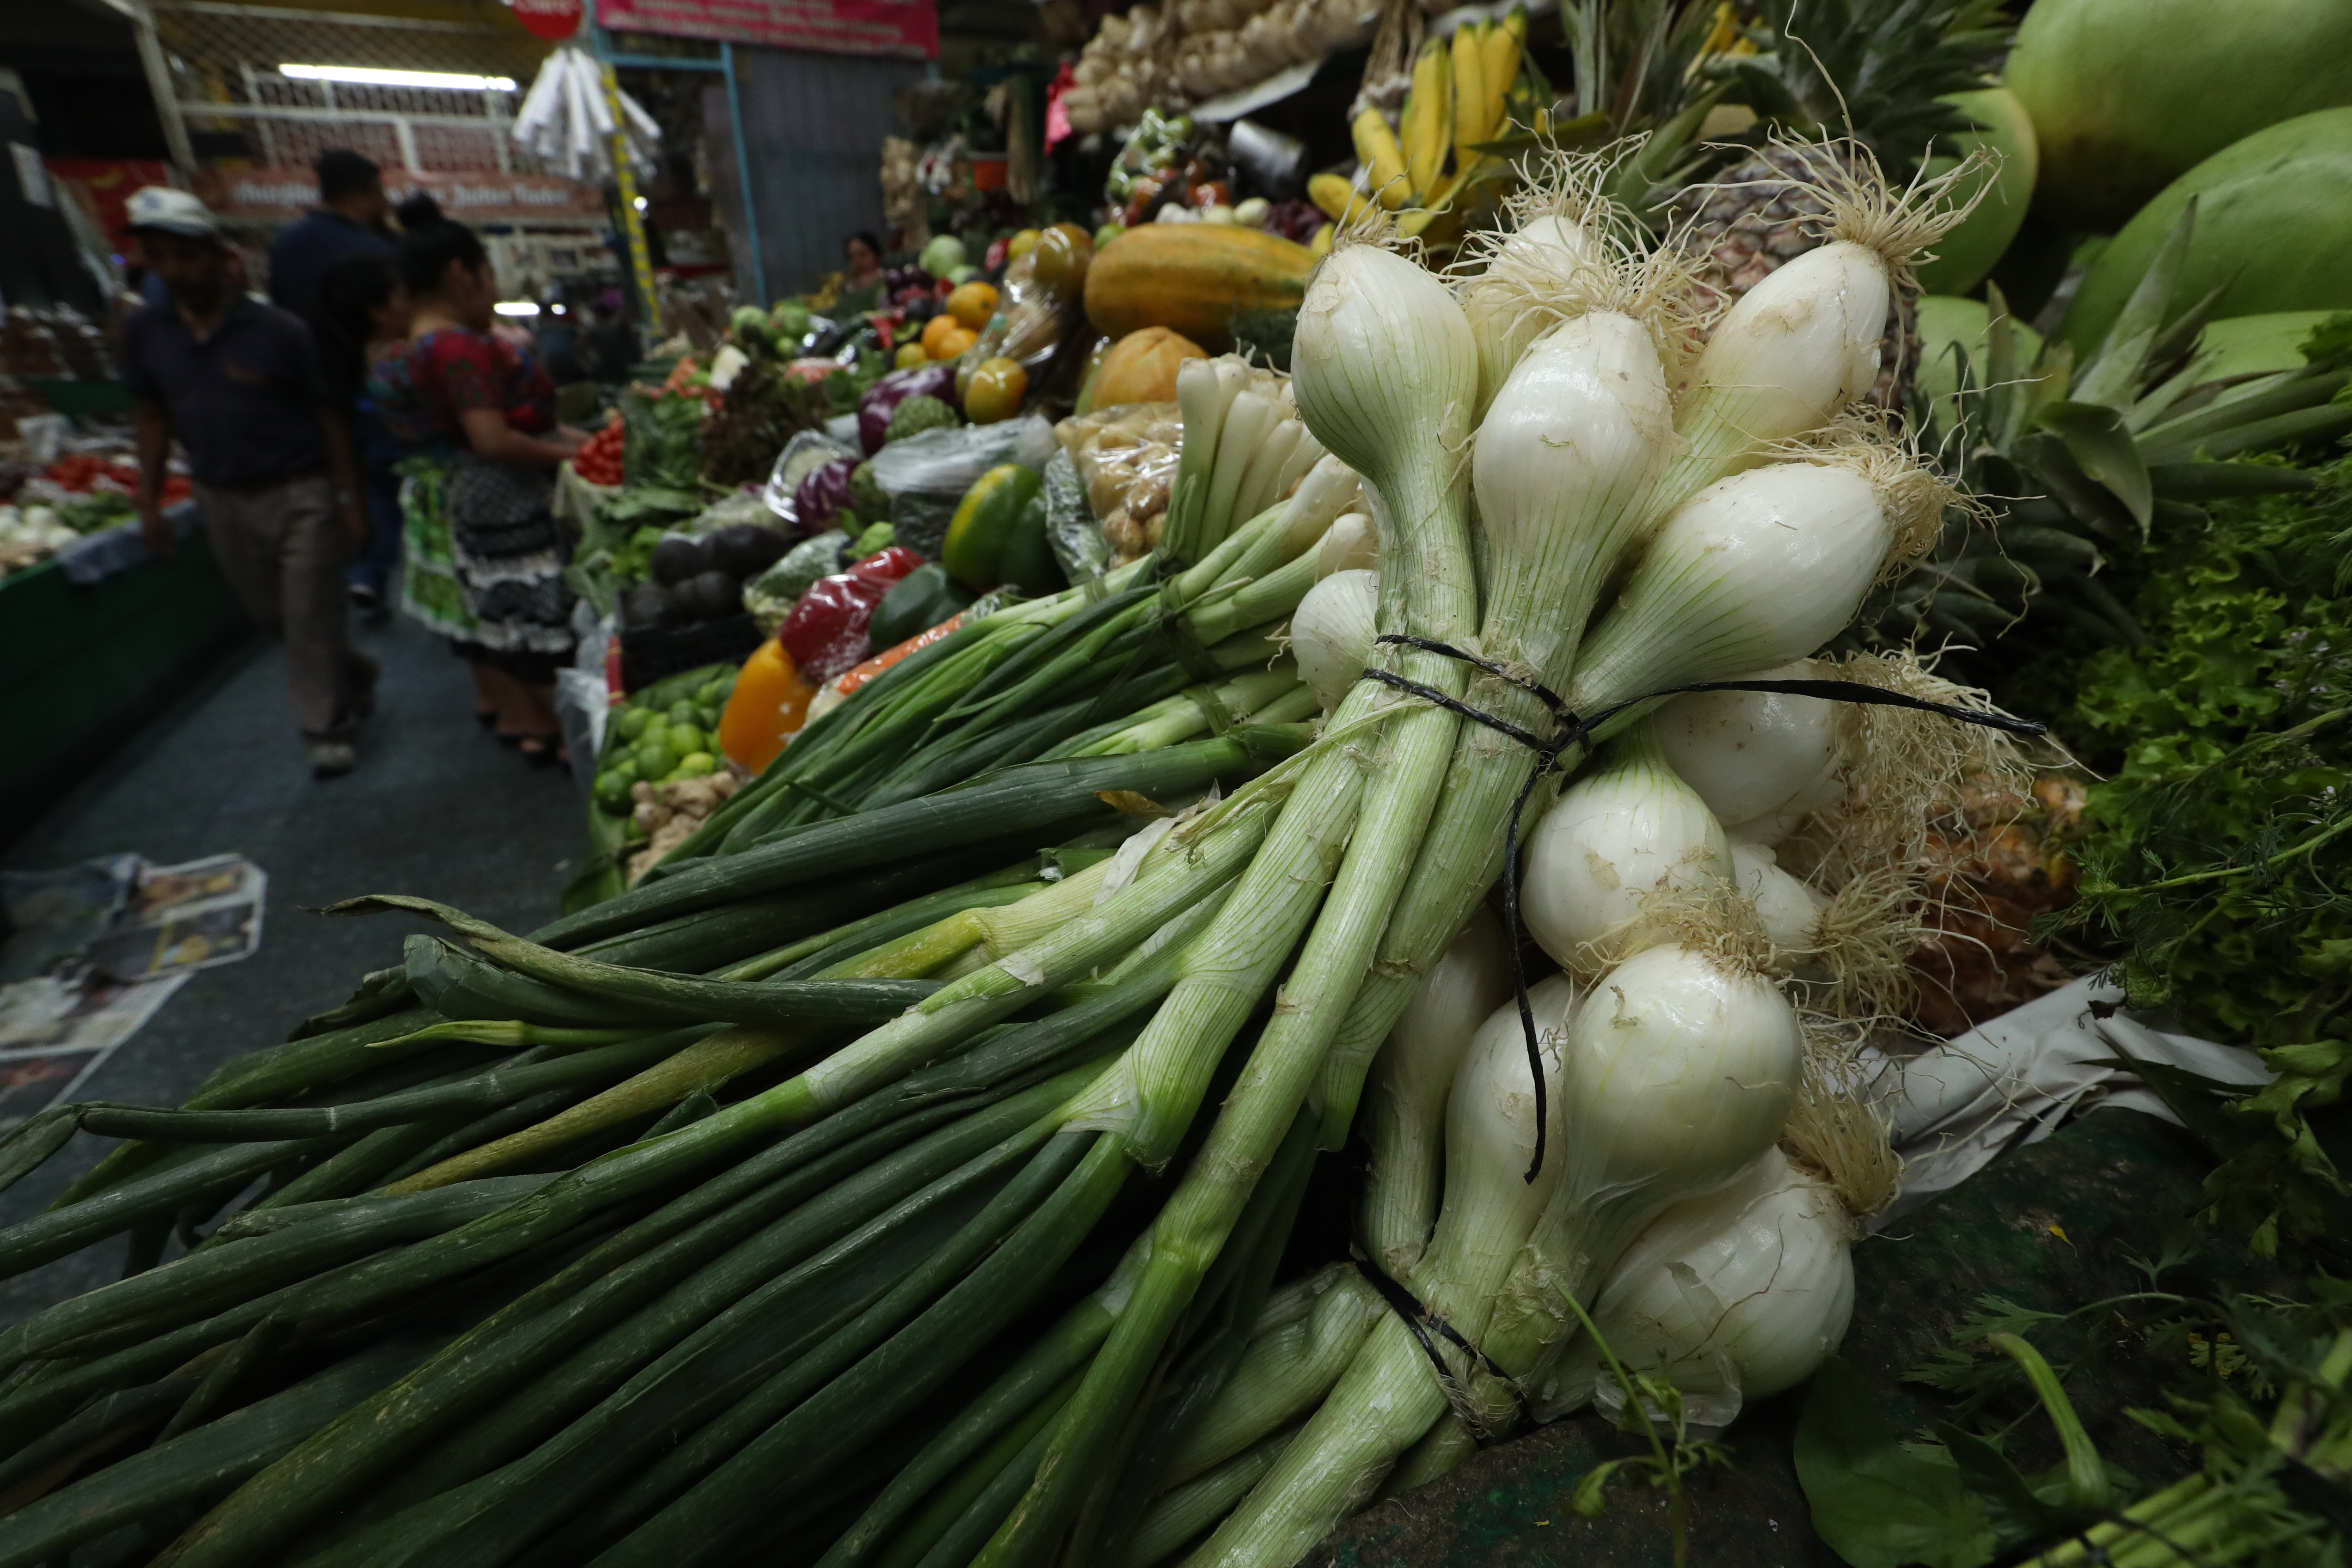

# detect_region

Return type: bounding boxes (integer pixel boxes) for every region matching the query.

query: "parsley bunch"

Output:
[2061,448,2352,1257]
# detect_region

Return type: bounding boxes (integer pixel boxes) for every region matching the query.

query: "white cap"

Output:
[126,186,221,240]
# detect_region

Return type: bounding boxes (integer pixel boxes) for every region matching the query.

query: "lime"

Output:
[613,706,652,742]
[663,723,702,757]
[668,700,700,726]
[594,772,634,812]
[634,742,676,781]
[696,679,727,708]
[674,751,718,778]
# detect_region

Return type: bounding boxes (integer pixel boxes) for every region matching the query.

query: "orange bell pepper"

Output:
[718,639,815,775]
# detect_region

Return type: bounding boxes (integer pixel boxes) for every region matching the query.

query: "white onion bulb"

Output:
[1520,726,1730,973]
[1568,462,1899,717]
[1289,567,1377,713]
[1463,214,1599,420]
[1537,1146,1856,1427]
[1361,909,1513,1270]
[1654,662,1847,838]
[1663,239,1888,499]
[1728,838,1829,957]
[1312,511,1378,579]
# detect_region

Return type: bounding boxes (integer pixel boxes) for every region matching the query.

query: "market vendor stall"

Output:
[0,1,2349,1564]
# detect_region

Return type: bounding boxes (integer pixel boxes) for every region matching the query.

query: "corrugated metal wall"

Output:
[704,47,923,303]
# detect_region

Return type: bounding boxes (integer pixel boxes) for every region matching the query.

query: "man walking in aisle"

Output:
[270,148,402,617]
[125,187,379,779]
[266,148,395,318]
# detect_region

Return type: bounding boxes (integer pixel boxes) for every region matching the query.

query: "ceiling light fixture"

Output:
[279,64,518,91]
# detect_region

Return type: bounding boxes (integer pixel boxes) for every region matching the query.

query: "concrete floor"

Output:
[0,609,583,1324]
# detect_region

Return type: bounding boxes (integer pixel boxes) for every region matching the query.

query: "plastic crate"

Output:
[619,612,763,693]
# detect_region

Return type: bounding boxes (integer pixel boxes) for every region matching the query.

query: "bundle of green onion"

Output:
[0,139,2033,1568]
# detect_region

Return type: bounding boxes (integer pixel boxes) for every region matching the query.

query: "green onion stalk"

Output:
[974,239,1487,1565]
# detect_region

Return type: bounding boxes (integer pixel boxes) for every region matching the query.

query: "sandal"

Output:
[517,734,568,768]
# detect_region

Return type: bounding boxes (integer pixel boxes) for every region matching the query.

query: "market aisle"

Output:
[0,611,585,1325]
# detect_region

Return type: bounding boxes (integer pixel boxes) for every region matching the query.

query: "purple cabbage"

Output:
[793,456,858,534]
[857,362,958,455]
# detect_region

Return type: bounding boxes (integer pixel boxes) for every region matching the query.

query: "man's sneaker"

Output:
[309,741,357,778]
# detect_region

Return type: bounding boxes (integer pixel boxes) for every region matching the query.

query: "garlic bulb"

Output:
[1520,724,1730,974]
[1536,1146,1856,1428]
[1289,568,1377,714]
[1653,661,1847,840]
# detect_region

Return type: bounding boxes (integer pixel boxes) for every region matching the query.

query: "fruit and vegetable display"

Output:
[4,0,2352,1562]
[0,445,194,580]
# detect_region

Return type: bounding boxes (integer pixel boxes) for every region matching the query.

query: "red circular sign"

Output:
[514,0,582,42]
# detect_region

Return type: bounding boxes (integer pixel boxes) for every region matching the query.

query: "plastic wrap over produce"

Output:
[870,415,1058,560]
[1056,401,1181,563]
[1862,974,2276,1225]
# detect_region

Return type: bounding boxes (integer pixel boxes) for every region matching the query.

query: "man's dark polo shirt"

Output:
[121,295,331,486]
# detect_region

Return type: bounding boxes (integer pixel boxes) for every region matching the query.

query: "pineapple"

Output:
[1853,203,2349,660]
[1658,0,2009,409]
[1908,772,2087,1035]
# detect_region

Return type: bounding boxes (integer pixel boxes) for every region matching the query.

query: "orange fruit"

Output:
[919,312,961,357]
[946,281,999,330]
[931,325,980,361]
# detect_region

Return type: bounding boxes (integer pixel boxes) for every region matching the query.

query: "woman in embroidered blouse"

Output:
[394,198,585,763]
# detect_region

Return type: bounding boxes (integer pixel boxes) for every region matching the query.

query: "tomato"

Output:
[962,357,1028,425]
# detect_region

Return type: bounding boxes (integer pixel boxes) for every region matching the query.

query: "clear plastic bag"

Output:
[743,529,852,634]
[869,416,1060,560]
[1056,402,1181,564]
[760,429,859,527]
[1044,448,1112,587]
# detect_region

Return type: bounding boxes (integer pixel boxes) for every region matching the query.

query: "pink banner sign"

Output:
[597,0,937,60]
[197,168,606,224]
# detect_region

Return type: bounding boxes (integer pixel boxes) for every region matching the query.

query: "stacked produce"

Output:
[1311,9,1540,246]
[1066,7,1191,137]
[0,138,2028,1564]
[9,0,2352,1546]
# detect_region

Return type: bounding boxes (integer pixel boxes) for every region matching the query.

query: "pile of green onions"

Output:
[0,138,2019,1568]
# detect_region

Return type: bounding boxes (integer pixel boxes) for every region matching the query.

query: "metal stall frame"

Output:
[583,3,767,306]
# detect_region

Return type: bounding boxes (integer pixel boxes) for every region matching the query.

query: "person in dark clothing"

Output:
[267,149,395,320]
[311,254,413,616]
[123,186,377,780]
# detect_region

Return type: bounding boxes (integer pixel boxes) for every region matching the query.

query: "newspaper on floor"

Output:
[0,852,266,1130]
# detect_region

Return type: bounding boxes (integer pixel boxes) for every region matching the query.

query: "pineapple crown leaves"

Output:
[1716,0,2012,182]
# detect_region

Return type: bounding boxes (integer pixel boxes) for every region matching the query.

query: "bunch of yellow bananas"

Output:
[1308,6,1533,247]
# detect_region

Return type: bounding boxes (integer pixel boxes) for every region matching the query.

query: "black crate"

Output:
[620,612,765,694]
